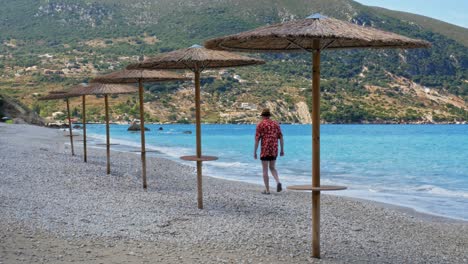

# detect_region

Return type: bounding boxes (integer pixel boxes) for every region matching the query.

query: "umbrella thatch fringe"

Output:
[204,16,431,52]
[38,92,79,100]
[91,69,190,84]
[127,46,264,70]
[68,83,138,96]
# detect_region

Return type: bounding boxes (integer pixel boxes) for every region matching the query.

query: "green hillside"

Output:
[0,0,466,124]
[370,6,468,47]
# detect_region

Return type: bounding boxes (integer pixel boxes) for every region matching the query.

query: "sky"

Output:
[354,0,468,28]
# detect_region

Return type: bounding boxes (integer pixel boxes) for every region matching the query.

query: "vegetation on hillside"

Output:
[0,0,466,123]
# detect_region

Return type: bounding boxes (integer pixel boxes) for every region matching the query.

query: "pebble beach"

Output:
[0,123,467,263]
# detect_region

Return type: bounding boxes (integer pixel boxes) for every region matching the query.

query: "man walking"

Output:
[254,108,284,194]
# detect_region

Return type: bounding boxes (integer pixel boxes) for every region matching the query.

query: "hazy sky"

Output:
[354,0,468,28]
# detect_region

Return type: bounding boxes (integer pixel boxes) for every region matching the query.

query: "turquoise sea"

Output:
[83,124,468,221]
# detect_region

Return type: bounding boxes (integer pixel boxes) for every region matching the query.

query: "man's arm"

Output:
[254,124,261,159]
[254,138,259,159]
[279,134,284,156]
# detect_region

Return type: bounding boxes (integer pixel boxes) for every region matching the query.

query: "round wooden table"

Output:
[180,155,219,162]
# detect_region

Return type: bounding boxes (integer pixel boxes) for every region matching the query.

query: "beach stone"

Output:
[0,123,467,264]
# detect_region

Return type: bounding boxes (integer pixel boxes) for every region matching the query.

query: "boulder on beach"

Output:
[128,122,150,131]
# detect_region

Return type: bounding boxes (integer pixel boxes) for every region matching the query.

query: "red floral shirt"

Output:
[255,118,282,158]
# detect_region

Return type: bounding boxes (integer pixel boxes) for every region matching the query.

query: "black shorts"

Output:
[260,156,277,161]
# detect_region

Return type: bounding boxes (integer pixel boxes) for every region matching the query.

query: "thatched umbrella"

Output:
[127,45,265,209]
[66,84,96,163]
[39,91,80,156]
[90,70,190,189]
[205,13,430,258]
[70,83,138,175]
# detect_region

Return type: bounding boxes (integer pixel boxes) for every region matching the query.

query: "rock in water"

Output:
[128,123,150,131]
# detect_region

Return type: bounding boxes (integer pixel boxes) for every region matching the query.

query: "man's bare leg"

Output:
[269,160,280,184]
[262,160,270,193]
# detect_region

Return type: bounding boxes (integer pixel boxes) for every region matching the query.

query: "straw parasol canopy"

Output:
[70,83,138,175]
[65,84,104,163]
[39,91,81,156]
[60,84,90,163]
[204,13,430,258]
[127,44,265,209]
[38,90,79,100]
[90,69,190,84]
[47,90,70,95]
[205,14,430,51]
[90,69,190,189]
[127,44,265,71]
[69,83,138,96]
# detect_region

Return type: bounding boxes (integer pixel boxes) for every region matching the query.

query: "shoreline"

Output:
[62,122,468,126]
[1,123,467,263]
[345,196,467,224]
[75,125,467,223]
[204,171,468,224]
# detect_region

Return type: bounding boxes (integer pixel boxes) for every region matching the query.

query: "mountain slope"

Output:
[0,0,466,124]
[369,6,468,47]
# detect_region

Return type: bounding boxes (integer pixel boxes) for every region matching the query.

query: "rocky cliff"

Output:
[0,94,45,126]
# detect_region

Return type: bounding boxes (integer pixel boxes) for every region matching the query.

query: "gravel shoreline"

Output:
[1,123,467,263]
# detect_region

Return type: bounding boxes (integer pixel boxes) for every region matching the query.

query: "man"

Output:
[254,108,284,194]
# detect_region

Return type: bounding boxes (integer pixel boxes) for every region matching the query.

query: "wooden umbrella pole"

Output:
[66,98,75,156]
[105,94,111,175]
[311,40,321,258]
[138,79,148,189]
[194,69,203,209]
[82,95,87,162]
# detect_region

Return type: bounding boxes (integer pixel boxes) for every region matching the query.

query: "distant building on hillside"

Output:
[236,102,257,111]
